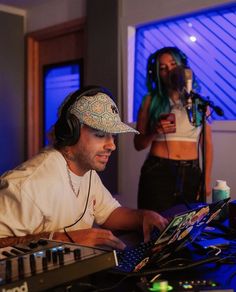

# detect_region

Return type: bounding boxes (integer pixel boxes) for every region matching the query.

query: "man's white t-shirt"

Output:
[0,148,120,237]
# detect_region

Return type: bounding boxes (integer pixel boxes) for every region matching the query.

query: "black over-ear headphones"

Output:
[54,85,112,148]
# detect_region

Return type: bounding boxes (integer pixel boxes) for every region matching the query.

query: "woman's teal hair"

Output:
[145,46,199,130]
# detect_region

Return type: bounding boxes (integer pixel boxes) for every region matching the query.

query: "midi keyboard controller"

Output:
[0,239,117,291]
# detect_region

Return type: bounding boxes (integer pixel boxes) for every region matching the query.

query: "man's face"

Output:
[68,124,116,175]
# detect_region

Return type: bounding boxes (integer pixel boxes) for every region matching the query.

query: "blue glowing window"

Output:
[134,5,236,122]
[43,61,82,144]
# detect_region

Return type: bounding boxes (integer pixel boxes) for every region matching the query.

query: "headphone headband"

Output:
[54,86,108,148]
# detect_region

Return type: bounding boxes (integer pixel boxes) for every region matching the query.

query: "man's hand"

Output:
[102,207,169,244]
[53,228,126,250]
[142,210,169,243]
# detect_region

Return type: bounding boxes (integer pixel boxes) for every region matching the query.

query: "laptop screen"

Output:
[133,198,229,272]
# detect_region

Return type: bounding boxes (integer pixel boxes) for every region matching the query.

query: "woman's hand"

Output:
[155,119,176,134]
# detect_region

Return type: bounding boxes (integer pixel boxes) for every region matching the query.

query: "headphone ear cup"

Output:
[54,114,80,147]
[147,52,158,92]
[68,114,81,145]
[54,85,109,148]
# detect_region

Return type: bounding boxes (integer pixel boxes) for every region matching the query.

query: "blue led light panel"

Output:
[44,63,81,144]
[133,5,236,122]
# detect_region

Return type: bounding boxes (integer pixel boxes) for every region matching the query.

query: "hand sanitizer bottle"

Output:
[212,180,230,220]
[212,180,230,202]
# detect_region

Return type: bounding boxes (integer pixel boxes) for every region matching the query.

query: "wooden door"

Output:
[26,18,85,158]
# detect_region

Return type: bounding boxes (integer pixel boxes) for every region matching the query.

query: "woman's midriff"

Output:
[150,140,198,160]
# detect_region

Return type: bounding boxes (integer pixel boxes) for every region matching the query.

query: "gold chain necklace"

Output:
[66,164,80,197]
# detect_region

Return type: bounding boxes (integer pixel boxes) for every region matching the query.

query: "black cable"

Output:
[159,122,170,160]
[156,257,193,267]
[63,170,92,242]
[110,254,222,277]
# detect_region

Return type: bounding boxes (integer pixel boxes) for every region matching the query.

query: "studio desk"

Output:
[0,220,235,291]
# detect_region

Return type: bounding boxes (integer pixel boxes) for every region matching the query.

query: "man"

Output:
[0,86,168,249]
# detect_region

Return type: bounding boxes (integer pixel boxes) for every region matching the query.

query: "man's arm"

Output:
[0,229,126,250]
[102,207,168,242]
[0,232,51,248]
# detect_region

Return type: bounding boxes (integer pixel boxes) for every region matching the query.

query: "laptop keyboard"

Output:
[115,241,155,272]
[114,229,160,273]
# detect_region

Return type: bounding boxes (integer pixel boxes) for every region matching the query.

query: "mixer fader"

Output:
[0,239,117,291]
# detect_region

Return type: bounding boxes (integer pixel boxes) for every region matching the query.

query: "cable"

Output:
[207,245,222,256]
[156,257,193,268]
[98,253,223,291]
[63,170,92,242]
[110,255,222,277]
[159,122,170,160]
[150,273,162,283]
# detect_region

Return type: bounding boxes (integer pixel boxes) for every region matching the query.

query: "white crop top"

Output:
[155,99,202,142]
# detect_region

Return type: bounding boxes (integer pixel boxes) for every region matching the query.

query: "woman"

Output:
[134,47,213,212]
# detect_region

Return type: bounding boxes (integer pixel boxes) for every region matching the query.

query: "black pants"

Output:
[138,156,202,213]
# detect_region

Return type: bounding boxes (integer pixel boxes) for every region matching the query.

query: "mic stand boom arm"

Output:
[190,92,224,117]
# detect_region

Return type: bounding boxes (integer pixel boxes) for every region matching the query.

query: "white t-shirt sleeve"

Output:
[0,180,44,237]
[92,172,121,225]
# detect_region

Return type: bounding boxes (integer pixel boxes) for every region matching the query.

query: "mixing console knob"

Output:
[10,248,22,255]
[28,241,38,249]
[37,239,48,246]
[73,248,81,260]
[2,251,12,258]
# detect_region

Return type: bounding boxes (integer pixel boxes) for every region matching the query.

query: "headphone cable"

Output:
[63,170,92,242]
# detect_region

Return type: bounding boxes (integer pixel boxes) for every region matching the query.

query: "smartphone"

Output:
[159,113,176,133]
[159,113,176,124]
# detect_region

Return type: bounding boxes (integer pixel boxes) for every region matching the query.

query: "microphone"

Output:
[183,68,196,126]
[168,66,185,92]
[182,68,224,125]
[184,68,193,94]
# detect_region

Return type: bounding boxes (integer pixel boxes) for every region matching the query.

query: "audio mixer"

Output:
[0,239,117,291]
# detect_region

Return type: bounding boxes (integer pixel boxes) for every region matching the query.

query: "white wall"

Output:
[118,0,236,208]
[0,0,86,32]
[26,0,86,32]
[211,122,236,200]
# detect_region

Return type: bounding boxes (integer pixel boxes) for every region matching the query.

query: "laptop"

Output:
[114,198,230,273]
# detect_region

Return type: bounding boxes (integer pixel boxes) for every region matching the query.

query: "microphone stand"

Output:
[190,92,224,203]
[199,101,207,203]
